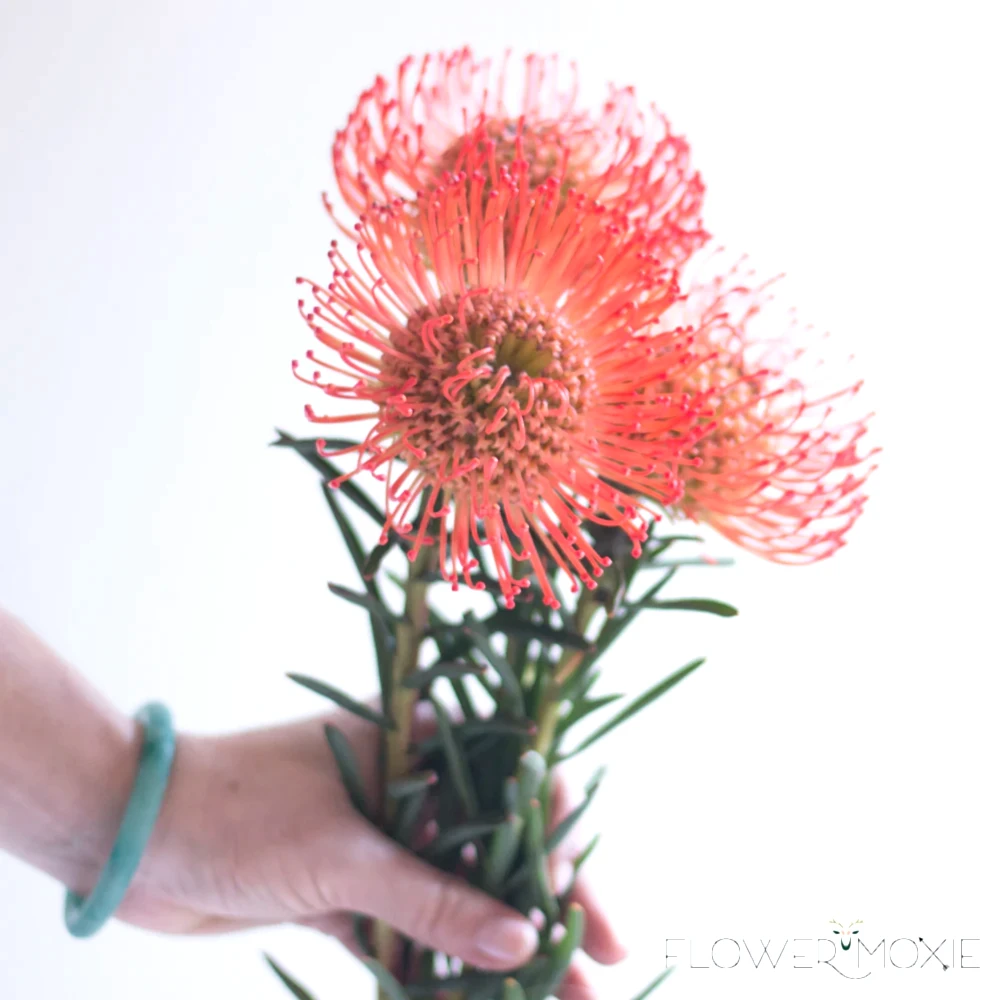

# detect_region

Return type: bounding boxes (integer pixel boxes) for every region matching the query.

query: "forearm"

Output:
[0,607,140,891]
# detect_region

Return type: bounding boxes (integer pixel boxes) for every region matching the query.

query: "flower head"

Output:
[331,48,707,266]
[661,255,876,563]
[296,150,710,607]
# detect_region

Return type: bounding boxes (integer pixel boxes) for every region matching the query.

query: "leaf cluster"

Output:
[267,434,736,999]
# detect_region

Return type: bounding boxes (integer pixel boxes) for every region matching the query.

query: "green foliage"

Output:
[327,582,402,626]
[428,694,479,818]
[630,968,674,999]
[323,724,370,820]
[546,768,604,853]
[549,904,586,980]
[634,597,739,617]
[264,955,320,1000]
[401,660,485,689]
[462,619,526,715]
[387,772,437,799]
[364,959,411,1000]
[485,812,526,893]
[288,673,394,729]
[560,659,706,761]
[422,820,506,858]
[271,432,383,526]
[502,979,527,1000]
[275,452,736,998]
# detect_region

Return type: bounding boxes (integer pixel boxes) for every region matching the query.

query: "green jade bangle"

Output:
[64,702,176,938]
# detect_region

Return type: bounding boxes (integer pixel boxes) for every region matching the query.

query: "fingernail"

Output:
[475,917,539,965]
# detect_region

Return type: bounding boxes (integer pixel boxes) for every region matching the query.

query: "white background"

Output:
[1,1,997,998]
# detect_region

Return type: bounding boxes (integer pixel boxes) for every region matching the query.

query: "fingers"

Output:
[547,774,627,966]
[330,698,446,800]
[555,962,598,1000]
[567,877,627,965]
[339,829,538,971]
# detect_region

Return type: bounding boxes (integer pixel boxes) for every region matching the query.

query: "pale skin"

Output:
[0,607,624,998]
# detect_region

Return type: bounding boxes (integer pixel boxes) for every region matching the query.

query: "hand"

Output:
[115,701,625,997]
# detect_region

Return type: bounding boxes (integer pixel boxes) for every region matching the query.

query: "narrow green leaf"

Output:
[281,434,361,452]
[427,610,474,663]
[503,978,528,1000]
[371,616,395,719]
[561,659,706,761]
[647,533,703,556]
[423,819,505,857]
[327,582,401,626]
[387,771,437,799]
[633,598,739,617]
[449,675,478,720]
[393,782,428,847]
[351,913,373,957]
[486,813,526,892]
[363,958,410,1000]
[558,665,599,707]
[630,968,674,1000]
[272,431,385,526]
[505,957,551,995]
[287,673,394,729]
[362,537,395,579]
[503,776,520,815]
[406,974,506,998]
[324,724,370,819]
[516,751,547,816]
[264,955,319,1000]
[469,667,504,708]
[429,694,479,817]
[482,613,593,651]
[318,482,368,586]
[558,693,624,733]
[313,482,393,712]
[401,659,486,689]
[526,799,558,921]
[587,564,685,667]
[573,834,600,875]
[546,768,604,853]
[538,904,586,996]
[463,621,525,715]
[413,718,536,756]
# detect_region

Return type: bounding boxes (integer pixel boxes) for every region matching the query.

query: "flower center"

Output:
[383,290,594,501]
[437,118,577,191]
[673,357,771,501]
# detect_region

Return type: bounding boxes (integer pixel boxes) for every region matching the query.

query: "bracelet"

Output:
[64,702,176,938]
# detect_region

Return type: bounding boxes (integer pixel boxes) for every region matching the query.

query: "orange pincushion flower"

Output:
[661,256,876,563]
[296,151,711,608]
[330,48,707,266]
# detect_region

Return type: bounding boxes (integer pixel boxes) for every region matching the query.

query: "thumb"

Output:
[343,829,539,971]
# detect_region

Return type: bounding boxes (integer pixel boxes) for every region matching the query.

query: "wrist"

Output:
[0,612,174,904]
[55,709,144,893]
[133,730,202,883]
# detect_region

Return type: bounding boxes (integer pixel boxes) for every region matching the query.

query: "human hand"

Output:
[113,701,625,997]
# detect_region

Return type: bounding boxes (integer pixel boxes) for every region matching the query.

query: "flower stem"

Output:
[375,545,432,997]
[534,592,600,760]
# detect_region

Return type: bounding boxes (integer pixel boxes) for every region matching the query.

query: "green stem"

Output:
[375,546,432,998]
[534,592,600,760]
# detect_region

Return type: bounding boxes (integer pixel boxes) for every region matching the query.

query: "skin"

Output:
[0,607,625,998]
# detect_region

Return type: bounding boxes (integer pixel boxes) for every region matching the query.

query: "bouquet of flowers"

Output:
[269,49,874,1000]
